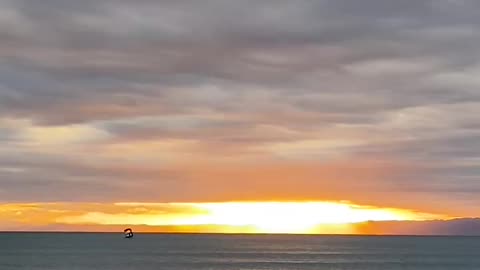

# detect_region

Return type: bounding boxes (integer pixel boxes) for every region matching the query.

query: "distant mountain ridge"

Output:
[355,218,480,235]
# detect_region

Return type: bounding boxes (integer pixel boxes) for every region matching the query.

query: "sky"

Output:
[1,0,480,233]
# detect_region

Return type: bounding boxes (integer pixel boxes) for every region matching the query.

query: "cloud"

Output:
[0,0,480,216]
[2,0,480,124]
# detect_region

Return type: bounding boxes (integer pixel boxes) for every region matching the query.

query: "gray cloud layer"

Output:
[1,0,480,214]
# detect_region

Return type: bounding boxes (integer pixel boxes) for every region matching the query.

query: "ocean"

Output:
[1,233,480,269]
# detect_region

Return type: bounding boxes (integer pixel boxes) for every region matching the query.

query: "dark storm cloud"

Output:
[1,0,480,211]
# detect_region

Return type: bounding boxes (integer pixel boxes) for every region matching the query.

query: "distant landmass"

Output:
[355,218,480,235]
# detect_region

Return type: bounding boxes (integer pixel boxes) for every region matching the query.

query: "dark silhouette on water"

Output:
[124,228,133,238]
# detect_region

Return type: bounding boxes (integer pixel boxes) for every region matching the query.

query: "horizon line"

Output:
[2,231,480,237]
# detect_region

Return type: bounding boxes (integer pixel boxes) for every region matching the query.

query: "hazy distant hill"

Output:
[355,218,480,235]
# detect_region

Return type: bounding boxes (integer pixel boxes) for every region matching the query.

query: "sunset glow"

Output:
[167,202,434,233]
[0,201,448,234]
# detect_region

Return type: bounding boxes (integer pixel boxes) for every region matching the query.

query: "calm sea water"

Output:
[1,233,480,269]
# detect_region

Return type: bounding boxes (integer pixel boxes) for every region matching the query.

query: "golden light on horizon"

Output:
[0,201,449,234]
[190,202,416,234]
[55,201,447,234]
[174,202,444,234]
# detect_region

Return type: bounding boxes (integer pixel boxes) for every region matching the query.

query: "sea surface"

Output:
[1,233,480,269]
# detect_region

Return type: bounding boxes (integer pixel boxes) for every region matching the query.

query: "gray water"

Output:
[1,233,480,269]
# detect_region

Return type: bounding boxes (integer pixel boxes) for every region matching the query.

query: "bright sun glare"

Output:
[124,201,437,234]
[59,201,444,234]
